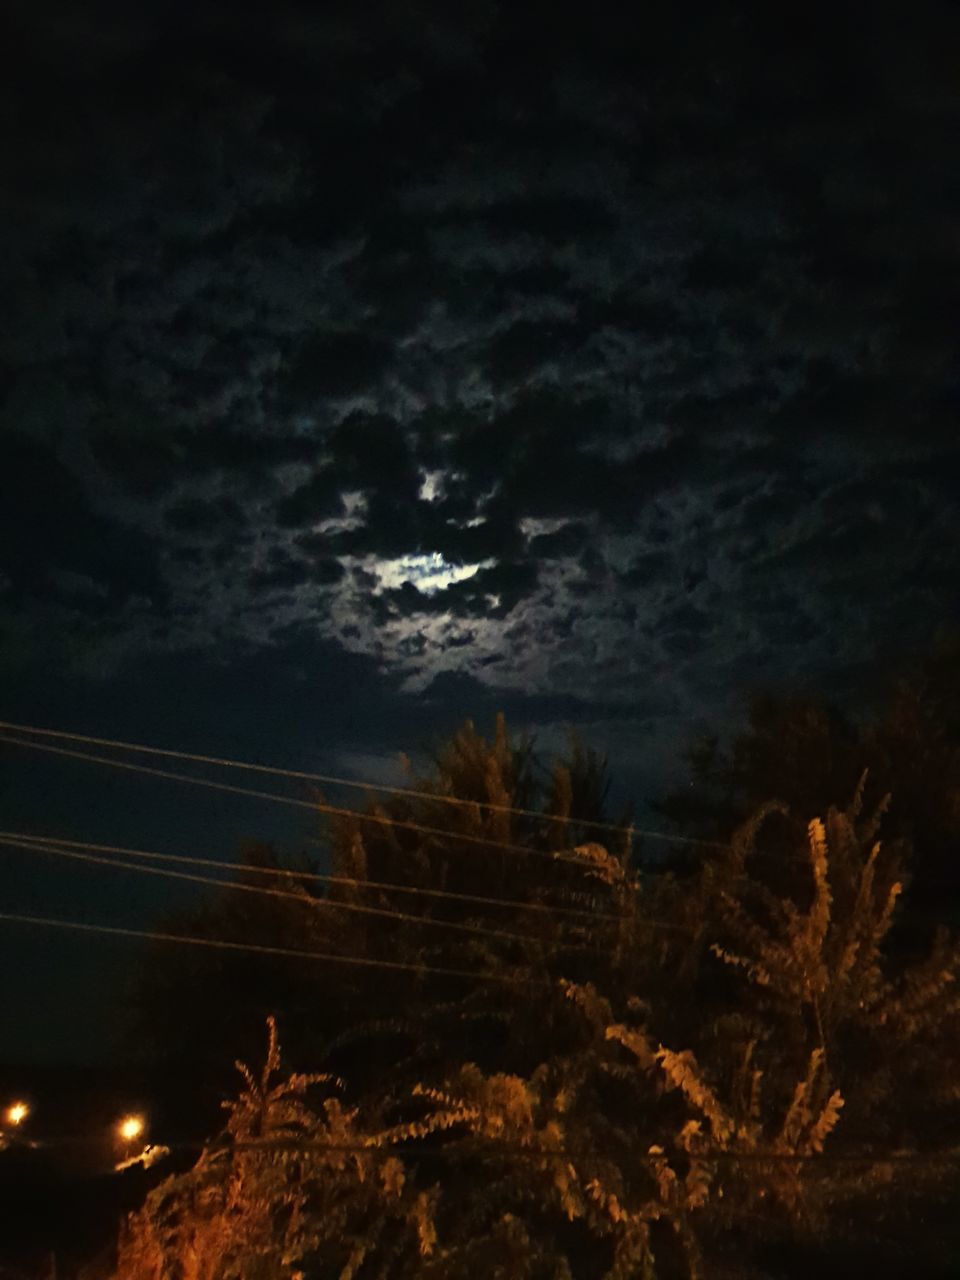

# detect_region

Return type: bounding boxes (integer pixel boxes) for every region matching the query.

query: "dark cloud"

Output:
[94,428,324,498]
[1,0,958,853]
[164,495,245,535]
[466,559,539,611]
[247,552,311,592]
[309,557,347,586]
[483,317,592,390]
[0,435,161,604]
[620,551,673,588]
[440,193,618,244]
[663,601,712,636]
[329,412,418,494]
[275,469,343,527]
[527,521,591,558]
[89,428,186,500]
[285,333,393,404]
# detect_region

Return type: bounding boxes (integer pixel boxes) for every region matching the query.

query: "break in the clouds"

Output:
[2,0,959,752]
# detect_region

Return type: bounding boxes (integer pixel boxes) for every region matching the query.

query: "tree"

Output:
[653,633,960,920]
[114,1018,439,1280]
[112,719,960,1278]
[123,718,629,1091]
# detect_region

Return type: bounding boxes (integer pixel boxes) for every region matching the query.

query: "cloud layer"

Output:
[3,0,959,768]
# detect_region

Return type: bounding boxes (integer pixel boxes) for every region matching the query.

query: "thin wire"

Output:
[0,727,846,879]
[43,1132,960,1167]
[0,910,546,987]
[0,733,609,869]
[0,728,921,881]
[0,835,616,950]
[221,1140,959,1165]
[0,830,630,924]
[1,730,809,882]
[0,717,728,851]
[20,824,913,945]
[0,827,914,948]
[11,717,946,884]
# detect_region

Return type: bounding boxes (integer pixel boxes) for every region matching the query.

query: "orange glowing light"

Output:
[4,1101,29,1126]
[117,1114,145,1143]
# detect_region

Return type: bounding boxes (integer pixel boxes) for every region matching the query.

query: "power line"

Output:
[0,717,728,852]
[229,1140,959,1166]
[14,826,916,948]
[0,724,847,881]
[0,910,547,987]
[34,1131,960,1168]
[0,834,619,951]
[0,829,630,924]
[0,733,613,869]
[0,727,924,883]
[0,729,808,880]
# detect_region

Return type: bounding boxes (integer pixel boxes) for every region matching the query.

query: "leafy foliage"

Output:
[114,1018,438,1280]
[654,630,960,918]
[114,715,960,1278]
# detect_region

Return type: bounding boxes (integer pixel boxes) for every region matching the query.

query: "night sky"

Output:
[2,0,959,1061]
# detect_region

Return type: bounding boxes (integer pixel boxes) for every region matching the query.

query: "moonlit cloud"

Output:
[369,553,497,596]
[310,491,367,534]
[519,517,575,539]
[1,0,957,776]
[417,469,447,502]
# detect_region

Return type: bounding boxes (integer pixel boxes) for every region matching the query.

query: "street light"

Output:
[117,1113,146,1144]
[4,1101,29,1127]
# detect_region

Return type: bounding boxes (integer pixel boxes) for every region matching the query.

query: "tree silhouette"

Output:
[114,717,960,1278]
[654,633,960,920]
